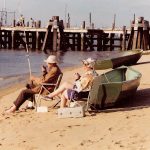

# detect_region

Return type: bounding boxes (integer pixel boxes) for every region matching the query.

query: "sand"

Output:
[0,54,150,150]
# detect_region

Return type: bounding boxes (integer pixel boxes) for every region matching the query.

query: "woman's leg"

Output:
[60,90,69,108]
[48,81,73,98]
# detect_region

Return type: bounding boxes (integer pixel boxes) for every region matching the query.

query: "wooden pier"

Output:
[0,16,149,52]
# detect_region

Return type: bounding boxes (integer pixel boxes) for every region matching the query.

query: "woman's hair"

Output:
[82,58,95,69]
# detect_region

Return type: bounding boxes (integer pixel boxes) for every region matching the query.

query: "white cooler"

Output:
[57,106,85,118]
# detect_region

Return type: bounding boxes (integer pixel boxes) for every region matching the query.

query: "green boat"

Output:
[94,49,143,70]
[88,66,142,109]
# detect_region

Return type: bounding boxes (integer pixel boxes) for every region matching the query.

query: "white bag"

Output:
[36,106,48,113]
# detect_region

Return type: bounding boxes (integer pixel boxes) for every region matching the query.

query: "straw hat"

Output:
[44,55,57,64]
[82,58,95,68]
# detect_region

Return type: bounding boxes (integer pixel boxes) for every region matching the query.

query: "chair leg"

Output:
[33,95,37,109]
[49,99,61,109]
[35,87,43,110]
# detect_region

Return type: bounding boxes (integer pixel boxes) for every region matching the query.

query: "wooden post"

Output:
[127,16,149,50]
[122,26,126,50]
[8,31,12,49]
[103,33,109,51]
[81,33,84,51]
[82,21,85,29]
[97,30,103,51]
[0,30,2,48]
[58,20,64,51]
[52,17,59,51]
[53,28,57,51]
[77,33,81,51]
[57,31,60,50]
[89,12,92,28]
[36,31,38,49]
[112,14,116,30]
[109,33,114,51]
[11,30,14,49]
[41,23,52,52]
[143,20,149,50]
[72,33,76,50]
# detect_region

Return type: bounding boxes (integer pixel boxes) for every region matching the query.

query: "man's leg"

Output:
[14,89,36,109]
[5,89,35,113]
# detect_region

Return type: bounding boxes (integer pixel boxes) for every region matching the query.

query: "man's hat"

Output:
[44,55,57,64]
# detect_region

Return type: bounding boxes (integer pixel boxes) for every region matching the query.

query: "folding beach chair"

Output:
[68,75,102,111]
[86,75,103,110]
[35,73,63,108]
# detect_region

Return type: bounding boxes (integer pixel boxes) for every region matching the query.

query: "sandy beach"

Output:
[0,54,150,150]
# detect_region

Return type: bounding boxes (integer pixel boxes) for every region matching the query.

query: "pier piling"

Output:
[127,17,150,50]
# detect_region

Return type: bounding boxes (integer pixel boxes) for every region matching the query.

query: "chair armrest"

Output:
[40,83,56,86]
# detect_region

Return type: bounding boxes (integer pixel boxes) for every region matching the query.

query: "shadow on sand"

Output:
[98,88,150,113]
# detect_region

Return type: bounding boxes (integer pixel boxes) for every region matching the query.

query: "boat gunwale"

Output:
[100,77,141,85]
[100,66,142,85]
[98,49,143,61]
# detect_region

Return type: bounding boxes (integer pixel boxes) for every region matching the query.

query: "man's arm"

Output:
[41,67,58,83]
[30,75,41,84]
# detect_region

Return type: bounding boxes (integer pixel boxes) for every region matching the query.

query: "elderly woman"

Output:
[46,58,98,108]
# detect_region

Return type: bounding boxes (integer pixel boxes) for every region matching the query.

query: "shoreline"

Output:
[0,65,81,99]
[0,83,24,99]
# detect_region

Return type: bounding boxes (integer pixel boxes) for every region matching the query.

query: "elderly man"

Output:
[5,55,62,113]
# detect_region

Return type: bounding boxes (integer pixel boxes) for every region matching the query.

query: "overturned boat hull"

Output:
[94,49,143,70]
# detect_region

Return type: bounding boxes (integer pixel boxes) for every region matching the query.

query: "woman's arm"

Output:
[75,74,93,92]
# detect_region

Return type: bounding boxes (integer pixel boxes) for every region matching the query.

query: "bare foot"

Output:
[3,106,16,115]
[42,95,53,101]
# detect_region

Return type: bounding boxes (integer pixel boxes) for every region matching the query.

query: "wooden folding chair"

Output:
[35,73,63,108]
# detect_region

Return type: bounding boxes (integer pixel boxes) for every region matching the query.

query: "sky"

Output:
[1,0,150,28]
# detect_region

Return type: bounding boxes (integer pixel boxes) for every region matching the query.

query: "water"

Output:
[0,49,120,89]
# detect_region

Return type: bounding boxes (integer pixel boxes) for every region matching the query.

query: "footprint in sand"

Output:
[80,142,84,146]
[50,130,59,133]
[56,143,64,147]
[80,139,95,146]
[26,120,31,123]
[50,129,66,134]
[100,137,104,141]
[8,121,11,124]
[119,144,124,147]
[5,116,10,119]
[114,141,121,145]
[108,127,112,131]
[67,124,81,129]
